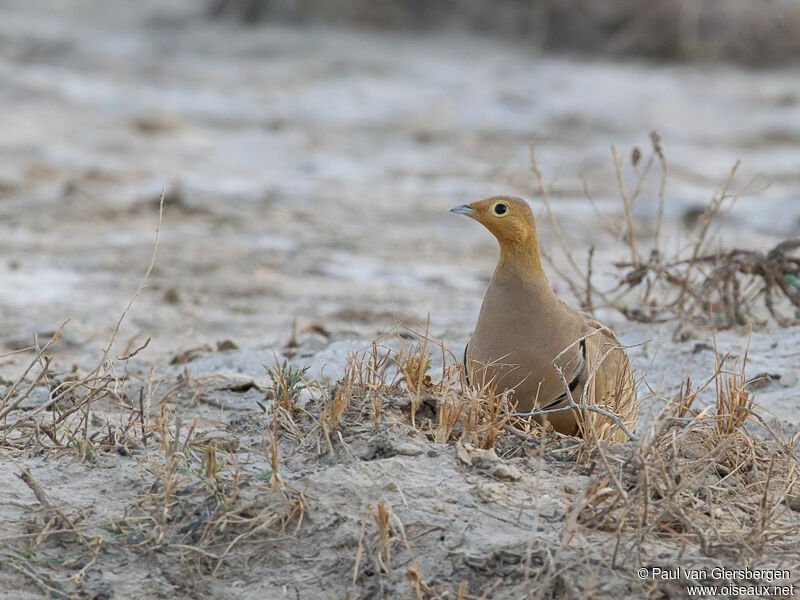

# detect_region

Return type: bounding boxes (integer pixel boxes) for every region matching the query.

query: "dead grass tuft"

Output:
[534,134,800,334]
[322,367,354,438]
[109,408,308,578]
[460,385,514,450]
[394,330,433,426]
[572,345,799,563]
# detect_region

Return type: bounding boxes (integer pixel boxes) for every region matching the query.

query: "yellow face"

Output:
[450,196,536,247]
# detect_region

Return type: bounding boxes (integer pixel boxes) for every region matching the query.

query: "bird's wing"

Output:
[578,318,638,442]
[462,340,470,386]
[540,339,586,410]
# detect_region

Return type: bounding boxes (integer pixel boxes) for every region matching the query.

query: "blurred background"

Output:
[1,0,799,369]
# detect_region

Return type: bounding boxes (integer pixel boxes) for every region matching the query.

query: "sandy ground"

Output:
[1,1,800,598]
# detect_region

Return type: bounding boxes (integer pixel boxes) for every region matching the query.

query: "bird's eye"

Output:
[492,202,509,217]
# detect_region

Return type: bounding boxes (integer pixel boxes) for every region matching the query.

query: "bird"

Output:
[451,195,638,442]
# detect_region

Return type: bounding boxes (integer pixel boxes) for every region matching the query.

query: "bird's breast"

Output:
[466,280,583,411]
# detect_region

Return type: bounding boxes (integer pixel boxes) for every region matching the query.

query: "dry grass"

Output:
[0,195,297,590]
[0,194,165,457]
[306,325,636,450]
[350,341,393,426]
[111,411,308,578]
[570,349,799,568]
[313,326,800,595]
[534,134,800,334]
[459,385,514,450]
[2,313,798,598]
[322,366,354,438]
[395,341,432,426]
[2,175,799,598]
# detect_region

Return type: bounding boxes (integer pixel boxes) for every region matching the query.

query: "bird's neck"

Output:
[496,239,547,284]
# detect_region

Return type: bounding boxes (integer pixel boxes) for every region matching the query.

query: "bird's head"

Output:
[450,196,538,248]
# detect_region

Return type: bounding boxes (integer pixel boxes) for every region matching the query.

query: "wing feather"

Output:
[577,319,638,442]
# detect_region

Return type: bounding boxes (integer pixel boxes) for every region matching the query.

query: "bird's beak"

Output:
[450,204,477,217]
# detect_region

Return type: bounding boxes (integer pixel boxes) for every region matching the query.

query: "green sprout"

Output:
[262,359,309,411]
